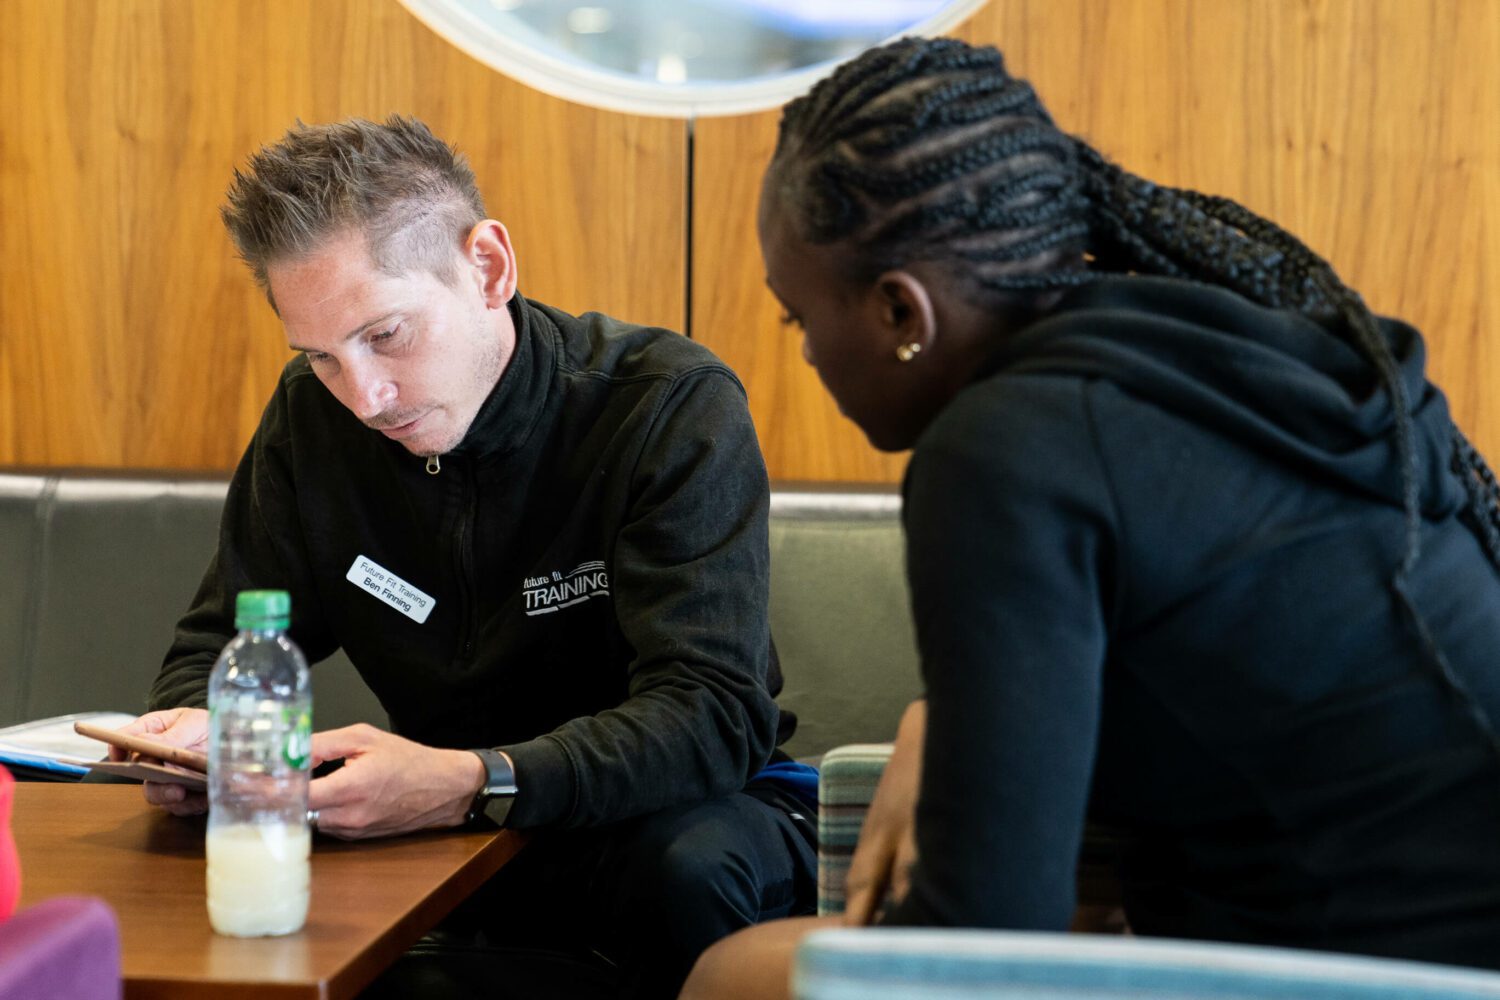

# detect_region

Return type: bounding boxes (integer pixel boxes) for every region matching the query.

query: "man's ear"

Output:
[464,220,518,307]
[873,270,937,358]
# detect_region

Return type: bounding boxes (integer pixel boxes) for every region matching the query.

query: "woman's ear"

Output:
[873,270,937,360]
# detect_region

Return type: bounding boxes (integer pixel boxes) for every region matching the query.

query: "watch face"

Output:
[481,793,516,827]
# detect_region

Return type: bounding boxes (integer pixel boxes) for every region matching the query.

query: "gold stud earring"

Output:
[895,342,922,363]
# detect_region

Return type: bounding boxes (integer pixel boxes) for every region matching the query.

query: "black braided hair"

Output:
[768,35,1500,742]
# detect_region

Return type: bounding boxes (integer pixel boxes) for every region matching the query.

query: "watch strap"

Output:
[466,748,518,827]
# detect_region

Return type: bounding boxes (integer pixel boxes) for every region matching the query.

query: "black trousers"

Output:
[359,789,816,1000]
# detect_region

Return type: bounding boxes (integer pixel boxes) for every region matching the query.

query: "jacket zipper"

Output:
[455,461,477,658]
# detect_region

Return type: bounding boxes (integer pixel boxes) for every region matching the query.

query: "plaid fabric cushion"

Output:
[816,743,895,916]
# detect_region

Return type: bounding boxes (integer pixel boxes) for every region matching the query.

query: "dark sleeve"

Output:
[499,368,778,828]
[148,376,340,710]
[884,378,1116,929]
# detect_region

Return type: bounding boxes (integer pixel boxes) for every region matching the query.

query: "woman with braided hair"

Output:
[681,34,1500,999]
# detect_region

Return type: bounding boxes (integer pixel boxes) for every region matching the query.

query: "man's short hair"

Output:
[221,115,486,302]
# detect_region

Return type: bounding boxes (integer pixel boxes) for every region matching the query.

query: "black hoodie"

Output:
[151,295,781,831]
[891,276,1500,969]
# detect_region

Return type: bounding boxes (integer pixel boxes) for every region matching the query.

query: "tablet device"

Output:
[82,758,208,789]
[72,721,209,789]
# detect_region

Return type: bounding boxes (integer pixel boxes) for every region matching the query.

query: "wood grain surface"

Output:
[1,1,1495,483]
[0,0,686,470]
[692,109,912,484]
[12,782,523,1000]
[692,0,1500,482]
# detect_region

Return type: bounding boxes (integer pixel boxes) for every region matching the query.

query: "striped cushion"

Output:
[793,929,1500,1000]
[816,743,895,916]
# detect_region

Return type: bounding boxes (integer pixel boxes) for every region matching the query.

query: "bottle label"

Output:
[345,555,436,624]
[283,707,312,770]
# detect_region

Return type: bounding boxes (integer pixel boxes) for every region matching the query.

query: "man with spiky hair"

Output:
[116,115,816,999]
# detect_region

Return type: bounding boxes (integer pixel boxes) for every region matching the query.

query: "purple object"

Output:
[0,896,121,1000]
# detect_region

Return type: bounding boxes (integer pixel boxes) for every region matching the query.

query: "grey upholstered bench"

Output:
[0,470,921,762]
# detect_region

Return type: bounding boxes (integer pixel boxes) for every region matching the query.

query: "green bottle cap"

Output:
[235,590,291,630]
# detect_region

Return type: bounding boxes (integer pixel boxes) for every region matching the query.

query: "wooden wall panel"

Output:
[0,0,686,471]
[691,109,909,484]
[693,0,1500,483]
[5,0,1495,481]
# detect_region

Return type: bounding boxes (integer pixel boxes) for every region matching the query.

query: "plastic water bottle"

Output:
[206,589,313,937]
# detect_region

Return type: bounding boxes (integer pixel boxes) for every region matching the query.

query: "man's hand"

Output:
[843,698,926,926]
[307,724,487,840]
[114,707,210,816]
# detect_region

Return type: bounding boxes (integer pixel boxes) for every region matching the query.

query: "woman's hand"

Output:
[843,698,926,926]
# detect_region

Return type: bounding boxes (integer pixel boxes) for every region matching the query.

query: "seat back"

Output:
[0,470,383,731]
[1,473,923,759]
[0,475,46,726]
[814,743,895,914]
[22,475,233,721]
[767,487,921,761]
[794,929,1500,1000]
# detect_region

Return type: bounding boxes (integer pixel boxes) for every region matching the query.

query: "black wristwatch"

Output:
[466,748,518,827]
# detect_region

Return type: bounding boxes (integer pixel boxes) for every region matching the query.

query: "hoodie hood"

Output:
[991,276,1463,517]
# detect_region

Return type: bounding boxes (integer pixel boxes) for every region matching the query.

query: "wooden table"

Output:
[13,783,525,999]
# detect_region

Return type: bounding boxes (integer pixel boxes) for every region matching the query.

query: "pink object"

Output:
[0,765,18,922]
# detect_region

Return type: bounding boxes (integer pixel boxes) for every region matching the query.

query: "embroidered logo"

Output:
[523,561,610,616]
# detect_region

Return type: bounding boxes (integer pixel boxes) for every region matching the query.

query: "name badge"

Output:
[345,555,436,624]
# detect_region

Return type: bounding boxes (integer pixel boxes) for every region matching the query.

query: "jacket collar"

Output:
[451,293,555,461]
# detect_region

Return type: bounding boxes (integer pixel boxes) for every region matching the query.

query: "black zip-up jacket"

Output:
[151,295,782,831]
